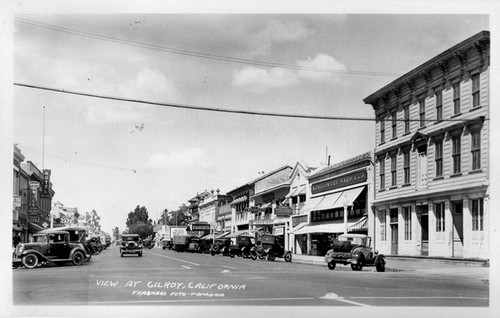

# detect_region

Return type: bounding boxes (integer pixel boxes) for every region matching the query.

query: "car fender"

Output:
[21,250,49,262]
[263,247,272,254]
[374,254,385,262]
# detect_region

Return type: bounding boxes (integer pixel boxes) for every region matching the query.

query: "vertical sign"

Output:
[29,181,40,207]
[43,169,51,194]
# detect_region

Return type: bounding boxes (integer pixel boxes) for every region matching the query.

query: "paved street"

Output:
[12,245,489,307]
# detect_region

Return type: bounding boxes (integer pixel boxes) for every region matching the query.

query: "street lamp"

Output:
[342,194,350,235]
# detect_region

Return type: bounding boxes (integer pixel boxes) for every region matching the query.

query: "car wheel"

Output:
[22,254,38,269]
[229,253,235,258]
[72,251,85,266]
[139,251,143,257]
[251,253,257,260]
[327,261,336,270]
[376,258,386,272]
[284,252,292,262]
[267,253,275,262]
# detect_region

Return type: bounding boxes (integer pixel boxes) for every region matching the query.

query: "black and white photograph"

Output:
[1,1,499,317]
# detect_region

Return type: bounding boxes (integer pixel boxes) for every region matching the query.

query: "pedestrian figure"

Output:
[13,233,21,248]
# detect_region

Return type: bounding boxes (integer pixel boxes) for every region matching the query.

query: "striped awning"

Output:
[348,216,368,232]
[230,195,248,205]
[260,202,272,210]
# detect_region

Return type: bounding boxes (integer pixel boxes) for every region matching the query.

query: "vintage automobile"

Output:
[324,234,386,272]
[209,238,231,256]
[161,238,173,250]
[86,236,103,255]
[13,230,90,269]
[46,226,93,261]
[104,235,111,248]
[186,237,211,254]
[254,234,292,262]
[228,235,255,258]
[120,234,143,257]
[143,237,155,249]
[172,234,192,252]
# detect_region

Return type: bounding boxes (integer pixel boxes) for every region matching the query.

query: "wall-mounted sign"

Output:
[245,206,260,214]
[250,219,274,226]
[274,206,293,216]
[311,169,367,195]
[274,226,284,235]
[43,170,51,194]
[29,181,40,207]
[28,207,39,223]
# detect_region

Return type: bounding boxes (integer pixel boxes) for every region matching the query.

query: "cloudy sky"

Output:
[9,6,491,234]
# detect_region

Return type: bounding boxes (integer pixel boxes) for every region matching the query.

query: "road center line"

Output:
[146,251,200,266]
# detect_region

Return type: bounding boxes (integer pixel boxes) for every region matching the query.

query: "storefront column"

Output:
[307,233,311,255]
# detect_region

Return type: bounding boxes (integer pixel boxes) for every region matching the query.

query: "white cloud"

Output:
[85,104,146,125]
[233,54,346,93]
[149,148,213,169]
[297,54,347,82]
[117,67,177,102]
[232,66,299,93]
[249,19,313,56]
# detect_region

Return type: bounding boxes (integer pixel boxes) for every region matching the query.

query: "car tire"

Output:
[284,252,292,263]
[267,253,275,262]
[72,251,85,266]
[139,251,143,257]
[22,254,38,269]
[376,258,386,272]
[327,261,336,270]
[251,253,257,260]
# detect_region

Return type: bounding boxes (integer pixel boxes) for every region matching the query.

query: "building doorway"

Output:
[417,206,429,256]
[452,201,464,258]
[390,208,398,255]
[417,148,428,190]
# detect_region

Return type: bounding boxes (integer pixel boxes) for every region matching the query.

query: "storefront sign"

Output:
[13,195,21,209]
[189,223,211,234]
[29,181,40,207]
[274,226,284,235]
[28,207,39,223]
[250,219,274,226]
[244,206,260,214]
[292,215,308,227]
[43,169,51,194]
[274,206,292,216]
[311,170,367,195]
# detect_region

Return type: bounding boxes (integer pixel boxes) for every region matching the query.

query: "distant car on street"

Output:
[120,234,143,257]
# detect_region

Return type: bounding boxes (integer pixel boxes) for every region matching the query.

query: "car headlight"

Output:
[16,244,24,257]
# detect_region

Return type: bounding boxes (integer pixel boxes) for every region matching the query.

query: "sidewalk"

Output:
[290,253,490,282]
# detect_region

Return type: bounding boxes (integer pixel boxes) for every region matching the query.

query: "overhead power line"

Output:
[16,17,400,77]
[14,82,486,123]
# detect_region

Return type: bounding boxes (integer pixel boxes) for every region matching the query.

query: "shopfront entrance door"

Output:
[417,206,429,256]
[391,224,398,255]
[452,201,464,258]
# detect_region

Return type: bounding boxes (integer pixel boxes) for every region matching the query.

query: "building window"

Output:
[390,208,398,223]
[403,207,412,240]
[380,117,385,143]
[472,74,480,108]
[404,105,410,134]
[419,99,426,128]
[435,139,443,177]
[379,158,385,189]
[471,129,481,171]
[435,202,445,232]
[392,111,397,138]
[435,90,443,121]
[379,211,386,241]
[453,82,461,115]
[471,198,484,231]
[403,150,410,184]
[452,134,461,174]
[391,154,397,187]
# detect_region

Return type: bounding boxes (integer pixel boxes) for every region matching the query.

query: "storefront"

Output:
[298,152,374,256]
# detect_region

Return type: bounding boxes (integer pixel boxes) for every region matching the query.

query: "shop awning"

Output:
[12,225,22,232]
[294,217,364,235]
[28,221,45,233]
[226,230,252,238]
[332,186,366,208]
[348,216,368,232]
[313,192,343,211]
[285,185,306,199]
[300,195,325,213]
[289,222,307,234]
[260,202,272,210]
[230,195,248,205]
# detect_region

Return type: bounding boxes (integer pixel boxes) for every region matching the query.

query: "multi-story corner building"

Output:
[227,165,292,235]
[186,190,211,222]
[13,145,29,242]
[363,31,489,259]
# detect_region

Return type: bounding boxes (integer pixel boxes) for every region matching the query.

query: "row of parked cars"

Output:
[12,227,111,269]
[163,233,293,262]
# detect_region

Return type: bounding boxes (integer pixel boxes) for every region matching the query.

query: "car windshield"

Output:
[123,236,139,242]
[261,236,275,244]
[338,236,364,245]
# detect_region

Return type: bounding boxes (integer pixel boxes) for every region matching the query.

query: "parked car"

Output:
[186,237,211,254]
[228,235,255,258]
[172,235,192,252]
[104,235,111,248]
[254,234,292,262]
[47,226,93,261]
[209,238,231,256]
[161,239,173,250]
[120,234,143,257]
[323,234,386,272]
[13,230,90,269]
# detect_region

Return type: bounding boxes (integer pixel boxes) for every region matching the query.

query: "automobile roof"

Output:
[122,234,140,237]
[35,230,69,235]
